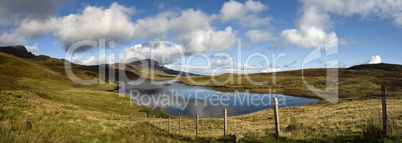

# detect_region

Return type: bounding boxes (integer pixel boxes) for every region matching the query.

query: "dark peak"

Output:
[0,45,35,59]
[10,45,26,50]
[129,59,161,68]
[348,63,402,71]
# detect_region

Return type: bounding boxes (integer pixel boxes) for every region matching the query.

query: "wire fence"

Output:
[123,91,401,138]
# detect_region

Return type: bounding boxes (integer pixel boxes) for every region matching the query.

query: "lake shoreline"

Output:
[118,80,319,118]
[174,81,323,100]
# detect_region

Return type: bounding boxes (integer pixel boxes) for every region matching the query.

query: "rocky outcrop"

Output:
[0,45,35,59]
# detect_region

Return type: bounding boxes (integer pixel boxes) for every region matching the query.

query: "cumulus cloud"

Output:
[280,6,338,49]
[301,0,402,27]
[0,0,66,26]
[214,56,235,67]
[6,3,237,55]
[220,0,271,27]
[25,43,39,52]
[15,18,60,40]
[0,32,22,45]
[368,55,382,64]
[71,54,116,66]
[71,42,186,65]
[281,0,402,49]
[121,43,185,65]
[16,3,137,52]
[220,0,266,22]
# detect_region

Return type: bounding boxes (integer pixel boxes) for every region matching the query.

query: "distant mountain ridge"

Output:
[0,45,193,85]
[348,63,402,71]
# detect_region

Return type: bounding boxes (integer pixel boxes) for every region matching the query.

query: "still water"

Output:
[118,80,318,118]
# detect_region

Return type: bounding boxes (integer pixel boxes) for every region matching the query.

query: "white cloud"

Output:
[281,0,402,49]
[129,8,237,54]
[71,42,186,65]
[56,3,136,52]
[25,43,39,52]
[71,54,117,66]
[301,0,402,27]
[368,55,382,64]
[71,56,98,65]
[281,26,338,49]
[12,3,136,52]
[280,6,338,49]
[8,3,237,55]
[15,16,60,39]
[245,0,266,13]
[220,0,271,27]
[220,0,248,22]
[261,67,281,73]
[121,43,184,65]
[220,0,266,22]
[0,32,22,45]
[246,29,277,43]
[175,27,237,54]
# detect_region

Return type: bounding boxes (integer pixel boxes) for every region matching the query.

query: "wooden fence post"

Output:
[145,114,147,121]
[160,117,162,128]
[130,96,133,106]
[179,117,181,134]
[168,118,171,133]
[153,116,155,125]
[273,97,280,136]
[224,108,227,135]
[196,114,199,136]
[382,85,387,135]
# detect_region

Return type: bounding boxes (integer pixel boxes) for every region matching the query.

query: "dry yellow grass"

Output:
[148,98,401,142]
[0,82,202,142]
[1,79,401,142]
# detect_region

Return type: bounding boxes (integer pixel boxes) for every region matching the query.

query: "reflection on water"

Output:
[118,80,318,118]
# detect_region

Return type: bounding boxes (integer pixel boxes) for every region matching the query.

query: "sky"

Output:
[0,0,401,75]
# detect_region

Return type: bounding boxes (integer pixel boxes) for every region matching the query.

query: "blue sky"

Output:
[1,0,401,75]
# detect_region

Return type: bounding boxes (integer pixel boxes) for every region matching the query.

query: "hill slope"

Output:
[0,45,199,142]
[0,45,191,86]
[348,63,402,71]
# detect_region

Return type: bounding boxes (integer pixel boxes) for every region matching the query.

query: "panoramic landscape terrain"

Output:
[0,45,401,142]
[1,0,402,142]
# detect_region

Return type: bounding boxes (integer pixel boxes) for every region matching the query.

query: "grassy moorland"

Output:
[155,98,401,142]
[0,50,189,142]
[0,46,223,142]
[0,45,401,142]
[173,63,402,142]
[176,64,402,99]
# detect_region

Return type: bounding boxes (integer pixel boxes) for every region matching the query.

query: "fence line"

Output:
[123,86,399,138]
